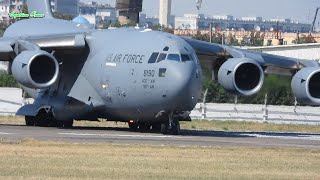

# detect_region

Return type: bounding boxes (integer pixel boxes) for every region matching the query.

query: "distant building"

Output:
[0,0,26,25]
[174,14,310,32]
[79,1,117,28]
[212,15,234,21]
[269,18,292,23]
[96,6,117,23]
[0,1,10,22]
[9,0,25,12]
[51,0,79,17]
[159,0,171,27]
[140,13,159,27]
[79,2,97,15]
[240,17,262,21]
[175,14,199,30]
[116,0,142,25]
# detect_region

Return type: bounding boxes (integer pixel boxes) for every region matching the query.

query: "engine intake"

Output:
[11,50,59,89]
[218,58,264,96]
[291,67,320,105]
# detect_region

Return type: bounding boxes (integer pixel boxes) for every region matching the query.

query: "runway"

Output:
[0,124,319,149]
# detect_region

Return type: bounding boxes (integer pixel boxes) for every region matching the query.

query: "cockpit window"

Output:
[148,52,159,63]
[167,54,181,61]
[181,54,192,62]
[157,53,167,63]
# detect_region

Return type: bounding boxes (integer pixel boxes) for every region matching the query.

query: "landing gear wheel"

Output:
[160,122,169,134]
[160,116,181,135]
[129,123,138,131]
[171,121,180,135]
[57,120,74,128]
[152,123,161,132]
[64,120,73,128]
[35,113,51,127]
[25,116,35,126]
[139,122,151,132]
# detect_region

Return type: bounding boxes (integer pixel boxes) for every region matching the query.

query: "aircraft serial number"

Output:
[144,70,155,77]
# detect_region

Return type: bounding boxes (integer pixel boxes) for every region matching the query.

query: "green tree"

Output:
[226,34,240,46]
[292,34,317,44]
[0,73,18,87]
[240,31,264,46]
[53,12,74,21]
[109,20,136,28]
[192,32,223,44]
[202,70,295,105]
[22,4,28,14]
[149,24,174,34]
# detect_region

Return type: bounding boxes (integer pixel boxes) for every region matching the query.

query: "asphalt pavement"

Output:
[0,124,319,149]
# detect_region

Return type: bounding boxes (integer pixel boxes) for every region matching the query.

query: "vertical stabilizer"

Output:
[27,0,54,19]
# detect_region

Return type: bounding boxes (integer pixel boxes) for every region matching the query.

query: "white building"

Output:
[175,14,199,30]
[212,15,234,21]
[0,1,10,21]
[159,0,171,27]
[240,17,263,21]
[269,18,292,23]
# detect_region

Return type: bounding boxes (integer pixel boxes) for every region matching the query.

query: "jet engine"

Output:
[218,58,264,96]
[291,67,320,105]
[11,50,59,89]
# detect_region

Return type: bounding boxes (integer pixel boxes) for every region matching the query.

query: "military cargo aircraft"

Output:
[0,0,319,135]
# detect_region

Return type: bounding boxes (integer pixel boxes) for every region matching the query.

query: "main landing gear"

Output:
[24,110,73,128]
[160,114,180,135]
[128,114,181,135]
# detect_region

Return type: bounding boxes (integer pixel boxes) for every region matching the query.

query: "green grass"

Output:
[1,116,319,134]
[0,139,318,180]
[181,120,320,133]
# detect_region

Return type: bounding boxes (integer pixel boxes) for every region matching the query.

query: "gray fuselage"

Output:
[4,18,203,122]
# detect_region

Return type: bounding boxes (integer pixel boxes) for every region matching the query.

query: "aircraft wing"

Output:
[183,38,320,77]
[0,33,86,61]
[184,38,320,105]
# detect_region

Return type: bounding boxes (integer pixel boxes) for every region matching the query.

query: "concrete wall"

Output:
[0,88,23,116]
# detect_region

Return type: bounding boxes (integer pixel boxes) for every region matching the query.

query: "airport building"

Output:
[50,0,79,17]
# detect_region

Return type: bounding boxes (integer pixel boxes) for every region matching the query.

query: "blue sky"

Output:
[82,0,320,23]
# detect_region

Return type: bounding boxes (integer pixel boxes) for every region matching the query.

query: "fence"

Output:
[190,103,320,125]
[0,88,320,125]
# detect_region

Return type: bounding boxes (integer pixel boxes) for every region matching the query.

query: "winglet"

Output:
[27,0,54,19]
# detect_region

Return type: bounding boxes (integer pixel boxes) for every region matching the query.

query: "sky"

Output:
[82,0,320,23]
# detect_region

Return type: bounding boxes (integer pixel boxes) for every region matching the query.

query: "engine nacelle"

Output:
[11,50,59,89]
[292,67,320,105]
[218,58,264,96]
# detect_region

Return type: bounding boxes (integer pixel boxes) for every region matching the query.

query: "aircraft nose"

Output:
[168,62,202,111]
